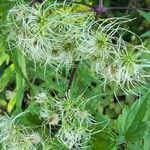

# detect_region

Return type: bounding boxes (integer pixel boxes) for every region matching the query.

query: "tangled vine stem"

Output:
[93,0,150,13]
[65,0,102,96]
[65,61,80,97]
[74,0,150,13]
[107,7,150,11]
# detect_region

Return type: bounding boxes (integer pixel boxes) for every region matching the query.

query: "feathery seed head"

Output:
[7,1,89,70]
[34,92,98,149]
[0,113,42,150]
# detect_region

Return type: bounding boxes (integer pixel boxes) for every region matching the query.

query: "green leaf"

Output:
[0,64,15,91]
[0,98,7,106]
[128,142,143,150]
[0,52,9,66]
[7,95,16,113]
[117,106,130,135]
[143,133,150,150]
[0,0,14,24]
[117,90,150,143]
[125,91,150,131]
[91,130,117,150]
[14,50,27,114]
[14,74,24,114]
[138,10,150,23]
[141,31,150,37]
[19,111,43,126]
[126,122,149,143]
[9,49,28,114]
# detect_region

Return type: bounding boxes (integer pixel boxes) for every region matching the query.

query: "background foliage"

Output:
[0,0,150,149]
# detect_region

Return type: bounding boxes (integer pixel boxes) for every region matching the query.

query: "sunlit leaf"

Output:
[138,10,150,23]
[0,64,15,91]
